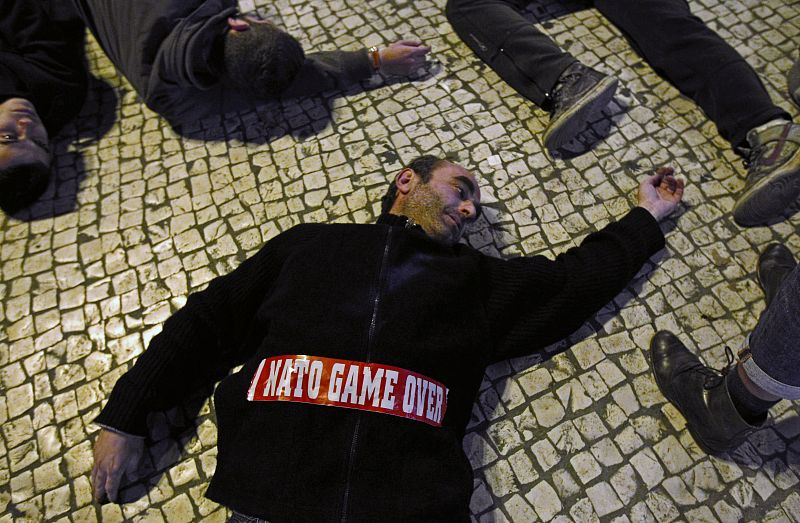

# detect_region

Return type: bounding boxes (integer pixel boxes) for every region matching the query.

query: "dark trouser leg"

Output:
[745,263,800,398]
[594,0,790,150]
[446,0,576,107]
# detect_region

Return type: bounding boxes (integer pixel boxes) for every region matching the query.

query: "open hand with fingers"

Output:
[379,40,431,76]
[92,429,144,504]
[637,166,685,221]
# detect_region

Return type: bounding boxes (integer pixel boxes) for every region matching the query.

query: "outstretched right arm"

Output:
[281,40,431,98]
[91,225,318,501]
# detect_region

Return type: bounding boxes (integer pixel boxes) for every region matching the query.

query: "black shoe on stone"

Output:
[650,331,763,454]
[732,121,800,226]
[758,243,797,307]
[543,62,618,152]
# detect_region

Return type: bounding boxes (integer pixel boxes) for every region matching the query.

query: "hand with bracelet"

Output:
[372,40,431,76]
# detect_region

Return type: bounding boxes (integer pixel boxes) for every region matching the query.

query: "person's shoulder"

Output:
[276,222,328,239]
[287,221,384,232]
[451,241,492,264]
[279,221,363,239]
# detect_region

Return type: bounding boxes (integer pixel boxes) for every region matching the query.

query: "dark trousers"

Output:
[446,0,789,149]
[746,263,800,398]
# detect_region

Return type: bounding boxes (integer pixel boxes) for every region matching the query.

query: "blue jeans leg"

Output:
[745,263,800,399]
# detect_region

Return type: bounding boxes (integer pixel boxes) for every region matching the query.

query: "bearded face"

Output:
[395,162,481,246]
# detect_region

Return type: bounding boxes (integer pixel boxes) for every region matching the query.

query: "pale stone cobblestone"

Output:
[1,0,800,520]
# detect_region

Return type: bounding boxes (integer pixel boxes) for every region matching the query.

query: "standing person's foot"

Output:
[789,59,800,108]
[757,243,797,307]
[650,331,763,454]
[543,62,618,152]
[732,120,800,226]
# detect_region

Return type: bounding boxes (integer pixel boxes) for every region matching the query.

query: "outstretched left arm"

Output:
[487,168,683,361]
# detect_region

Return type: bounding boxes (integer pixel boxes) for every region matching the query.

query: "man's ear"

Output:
[395,168,416,195]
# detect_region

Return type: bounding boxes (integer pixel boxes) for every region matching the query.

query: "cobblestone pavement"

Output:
[2,0,800,521]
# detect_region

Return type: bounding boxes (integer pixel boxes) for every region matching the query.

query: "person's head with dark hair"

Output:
[0,98,53,214]
[380,155,444,215]
[223,17,306,99]
[383,155,482,245]
[0,162,51,214]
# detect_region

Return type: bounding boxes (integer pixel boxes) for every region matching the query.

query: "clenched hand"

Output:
[379,40,431,76]
[637,167,685,221]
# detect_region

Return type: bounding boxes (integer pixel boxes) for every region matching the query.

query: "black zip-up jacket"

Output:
[96,209,664,521]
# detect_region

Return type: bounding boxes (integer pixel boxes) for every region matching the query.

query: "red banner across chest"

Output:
[247,355,449,427]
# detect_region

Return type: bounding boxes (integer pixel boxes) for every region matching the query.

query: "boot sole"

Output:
[732,152,800,227]
[543,76,618,152]
[650,345,719,455]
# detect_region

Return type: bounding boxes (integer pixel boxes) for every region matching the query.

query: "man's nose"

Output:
[17,118,32,138]
[459,200,477,220]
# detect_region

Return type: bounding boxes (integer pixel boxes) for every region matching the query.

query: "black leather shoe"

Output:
[758,243,797,307]
[650,331,762,454]
[543,62,618,152]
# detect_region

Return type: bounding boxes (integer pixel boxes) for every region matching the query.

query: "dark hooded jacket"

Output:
[0,0,87,135]
[70,0,373,126]
[96,208,665,521]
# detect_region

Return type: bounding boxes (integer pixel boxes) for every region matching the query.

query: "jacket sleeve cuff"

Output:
[93,378,151,437]
[347,49,376,81]
[620,206,666,257]
[94,423,146,440]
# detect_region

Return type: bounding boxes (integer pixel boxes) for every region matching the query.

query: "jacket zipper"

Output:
[339,226,393,522]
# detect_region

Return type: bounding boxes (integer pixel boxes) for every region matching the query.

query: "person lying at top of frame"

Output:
[0,0,429,214]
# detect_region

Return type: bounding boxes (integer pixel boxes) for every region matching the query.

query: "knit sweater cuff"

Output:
[350,49,376,81]
[93,376,151,437]
[623,206,666,256]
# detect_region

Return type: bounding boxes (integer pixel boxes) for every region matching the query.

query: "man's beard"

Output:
[403,183,460,245]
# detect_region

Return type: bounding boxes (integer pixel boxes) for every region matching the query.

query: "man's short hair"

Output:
[223,23,305,99]
[0,162,51,214]
[380,155,452,215]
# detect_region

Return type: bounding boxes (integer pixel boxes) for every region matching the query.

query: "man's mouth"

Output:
[444,213,461,231]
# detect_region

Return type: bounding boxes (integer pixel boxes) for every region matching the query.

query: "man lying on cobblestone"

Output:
[71,0,430,126]
[651,244,800,454]
[91,155,684,521]
[0,0,87,214]
[0,0,429,215]
[446,0,800,227]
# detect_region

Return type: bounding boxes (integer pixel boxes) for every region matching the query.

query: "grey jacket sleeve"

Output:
[280,49,374,98]
[146,48,374,127]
